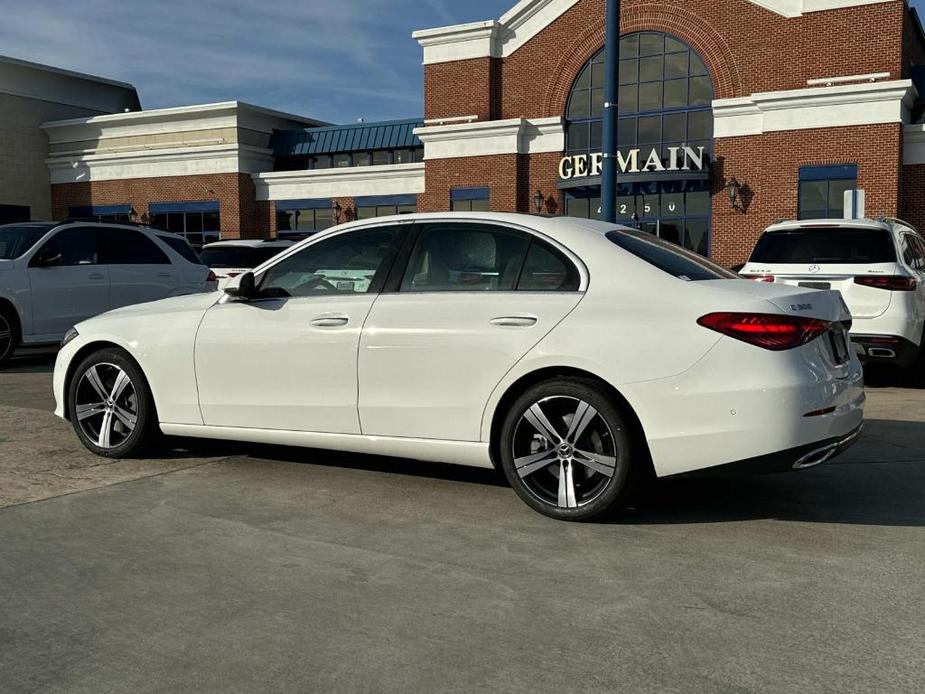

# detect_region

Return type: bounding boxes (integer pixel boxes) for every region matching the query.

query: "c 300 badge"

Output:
[790,303,813,311]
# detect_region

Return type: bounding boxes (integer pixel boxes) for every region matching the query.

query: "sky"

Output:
[0,0,512,124]
[0,0,923,125]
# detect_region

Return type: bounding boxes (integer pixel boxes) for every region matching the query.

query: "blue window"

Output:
[355,194,417,220]
[451,187,490,212]
[276,199,333,238]
[149,201,220,249]
[68,204,133,224]
[798,165,857,220]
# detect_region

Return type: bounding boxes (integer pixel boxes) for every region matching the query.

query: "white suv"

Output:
[0,221,214,365]
[741,218,925,370]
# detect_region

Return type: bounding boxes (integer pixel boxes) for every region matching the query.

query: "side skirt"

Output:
[159,423,494,469]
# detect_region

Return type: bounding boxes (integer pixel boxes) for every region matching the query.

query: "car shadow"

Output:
[2,350,57,374]
[165,417,925,526]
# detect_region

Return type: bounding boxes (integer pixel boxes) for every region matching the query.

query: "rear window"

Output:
[158,234,203,265]
[606,230,738,281]
[750,227,897,264]
[200,246,287,268]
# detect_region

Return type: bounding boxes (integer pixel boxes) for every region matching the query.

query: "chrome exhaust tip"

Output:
[867,347,896,358]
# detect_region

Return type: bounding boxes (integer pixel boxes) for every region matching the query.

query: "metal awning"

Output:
[272,119,423,157]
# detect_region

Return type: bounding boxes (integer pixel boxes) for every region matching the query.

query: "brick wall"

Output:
[422,0,906,122]
[419,155,523,212]
[900,165,925,231]
[50,173,257,239]
[712,123,903,267]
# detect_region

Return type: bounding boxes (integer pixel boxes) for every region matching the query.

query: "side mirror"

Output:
[224,271,257,300]
[32,249,63,268]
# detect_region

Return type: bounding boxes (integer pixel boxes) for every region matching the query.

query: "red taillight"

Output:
[206,270,217,282]
[741,274,776,283]
[853,275,916,291]
[697,312,831,351]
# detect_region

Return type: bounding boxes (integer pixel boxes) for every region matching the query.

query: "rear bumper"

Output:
[670,423,863,477]
[851,334,919,367]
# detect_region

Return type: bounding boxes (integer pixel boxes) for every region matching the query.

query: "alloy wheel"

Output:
[0,314,12,361]
[74,363,138,449]
[512,396,618,509]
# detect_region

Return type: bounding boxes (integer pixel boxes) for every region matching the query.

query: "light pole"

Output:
[600,0,621,223]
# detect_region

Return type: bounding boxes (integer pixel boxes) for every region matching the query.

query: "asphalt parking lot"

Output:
[1,354,924,693]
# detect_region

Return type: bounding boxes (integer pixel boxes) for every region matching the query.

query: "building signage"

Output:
[558,146,707,180]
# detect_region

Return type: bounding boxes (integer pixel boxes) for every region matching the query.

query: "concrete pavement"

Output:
[1,356,924,693]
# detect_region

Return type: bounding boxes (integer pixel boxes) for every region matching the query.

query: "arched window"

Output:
[563,32,715,256]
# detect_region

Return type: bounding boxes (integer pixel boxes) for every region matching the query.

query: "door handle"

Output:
[310,314,349,328]
[88,273,105,280]
[490,315,538,327]
[157,272,171,278]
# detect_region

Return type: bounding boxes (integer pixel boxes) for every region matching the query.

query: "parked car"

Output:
[53,213,863,521]
[200,239,295,290]
[740,218,925,370]
[0,221,213,365]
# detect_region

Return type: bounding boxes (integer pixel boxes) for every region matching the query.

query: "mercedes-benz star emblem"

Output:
[808,265,821,274]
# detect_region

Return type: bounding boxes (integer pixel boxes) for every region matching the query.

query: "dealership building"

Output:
[5,0,925,264]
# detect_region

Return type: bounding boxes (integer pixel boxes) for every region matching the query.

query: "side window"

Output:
[914,237,925,270]
[97,228,170,265]
[258,227,397,298]
[517,241,581,292]
[31,227,98,267]
[400,223,530,292]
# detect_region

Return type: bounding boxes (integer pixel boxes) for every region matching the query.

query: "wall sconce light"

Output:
[534,190,546,215]
[725,177,744,212]
[332,200,342,225]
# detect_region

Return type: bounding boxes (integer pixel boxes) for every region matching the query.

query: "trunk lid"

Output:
[702,279,851,323]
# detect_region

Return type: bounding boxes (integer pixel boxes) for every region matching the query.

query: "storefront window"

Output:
[276,200,334,238]
[451,187,490,212]
[564,32,714,256]
[149,202,220,249]
[798,165,858,219]
[355,195,417,220]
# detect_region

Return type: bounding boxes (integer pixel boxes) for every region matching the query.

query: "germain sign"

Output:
[559,146,707,180]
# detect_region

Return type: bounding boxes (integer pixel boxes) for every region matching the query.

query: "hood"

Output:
[76,291,220,330]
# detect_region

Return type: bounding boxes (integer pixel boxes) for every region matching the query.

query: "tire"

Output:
[67,348,160,458]
[498,378,637,522]
[0,305,20,367]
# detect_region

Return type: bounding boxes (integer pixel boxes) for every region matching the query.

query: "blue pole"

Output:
[600,0,621,223]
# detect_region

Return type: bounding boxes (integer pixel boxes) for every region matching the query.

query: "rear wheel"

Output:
[498,378,636,521]
[0,306,19,367]
[68,348,159,458]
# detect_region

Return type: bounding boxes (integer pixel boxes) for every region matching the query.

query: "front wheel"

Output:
[68,348,159,458]
[498,378,637,522]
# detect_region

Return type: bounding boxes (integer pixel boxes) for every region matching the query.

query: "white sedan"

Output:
[53,213,864,521]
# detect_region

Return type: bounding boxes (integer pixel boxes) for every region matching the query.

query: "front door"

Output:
[359,221,585,442]
[195,225,402,433]
[26,226,110,338]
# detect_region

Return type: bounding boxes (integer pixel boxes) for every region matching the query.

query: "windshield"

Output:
[750,227,897,264]
[0,224,54,260]
[200,246,286,268]
[606,229,738,281]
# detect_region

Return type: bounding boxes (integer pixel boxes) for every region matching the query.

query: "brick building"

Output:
[30,0,925,264]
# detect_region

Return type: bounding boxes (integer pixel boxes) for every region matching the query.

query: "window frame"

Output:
[251,222,410,301]
[381,220,586,295]
[797,165,858,220]
[29,226,100,268]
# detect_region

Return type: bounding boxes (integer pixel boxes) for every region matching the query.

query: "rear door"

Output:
[97,227,178,308]
[358,221,585,442]
[900,234,925,341]
[26,226,110,337]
